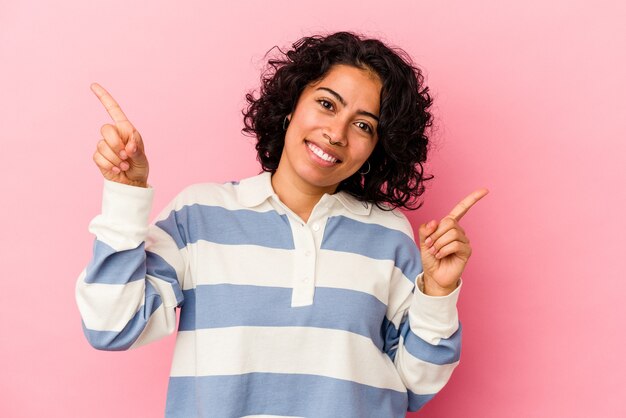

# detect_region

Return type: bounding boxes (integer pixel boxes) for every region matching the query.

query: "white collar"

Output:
[236,171,372,216]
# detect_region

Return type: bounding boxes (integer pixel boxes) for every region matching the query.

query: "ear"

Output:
[283,113,292,131]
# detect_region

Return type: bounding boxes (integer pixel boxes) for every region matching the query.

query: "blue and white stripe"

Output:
[76,172,463,417]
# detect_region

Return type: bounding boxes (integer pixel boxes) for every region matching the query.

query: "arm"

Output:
[379,212,463,412]
[387,188,486,410]
[75,179,187,351]
[384,270,462,411]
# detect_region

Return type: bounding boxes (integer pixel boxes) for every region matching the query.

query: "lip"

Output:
[304,140,343,163]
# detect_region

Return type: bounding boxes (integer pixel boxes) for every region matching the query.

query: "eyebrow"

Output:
[316,87,380,122]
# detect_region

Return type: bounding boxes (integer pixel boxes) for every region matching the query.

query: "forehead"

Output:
[315,64,381,85]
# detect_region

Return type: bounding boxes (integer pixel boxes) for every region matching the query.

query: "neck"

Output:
[270,169,337,224]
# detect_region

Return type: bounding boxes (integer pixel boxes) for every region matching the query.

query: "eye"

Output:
[355,121,373,134]
[317,99,334,111]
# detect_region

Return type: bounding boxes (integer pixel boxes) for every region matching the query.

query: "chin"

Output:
[298,167,341,189]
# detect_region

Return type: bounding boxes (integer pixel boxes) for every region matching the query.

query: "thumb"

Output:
[418,219,438,248]
[125,131,141,157]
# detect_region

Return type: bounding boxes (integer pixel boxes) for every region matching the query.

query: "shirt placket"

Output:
[274,195,333,307]
[290,220,317,307]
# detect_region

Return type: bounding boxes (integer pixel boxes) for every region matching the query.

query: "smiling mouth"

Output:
[305,140,342,164]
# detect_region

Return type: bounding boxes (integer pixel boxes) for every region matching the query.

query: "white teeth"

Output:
[307,142,338,163]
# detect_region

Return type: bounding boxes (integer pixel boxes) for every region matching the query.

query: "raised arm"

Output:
[383,189,488,411]
[75,84,186,350]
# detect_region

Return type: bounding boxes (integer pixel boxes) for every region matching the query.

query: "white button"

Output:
[302,277,309,283]
[312,223,320,231]
[304,250,311,257]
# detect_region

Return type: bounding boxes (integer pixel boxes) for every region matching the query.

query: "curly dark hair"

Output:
[241,31,434,211]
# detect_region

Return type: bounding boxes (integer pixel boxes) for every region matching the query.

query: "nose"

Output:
[323,119,347,146]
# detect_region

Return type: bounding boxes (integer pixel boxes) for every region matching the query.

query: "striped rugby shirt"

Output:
[75,170,462,417]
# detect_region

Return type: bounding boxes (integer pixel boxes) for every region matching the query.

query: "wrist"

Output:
[423,274,459,296]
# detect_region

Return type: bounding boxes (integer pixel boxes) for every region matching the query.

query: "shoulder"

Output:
[331,190,417,240]
[168,179,241,209]
[367,203,416,241]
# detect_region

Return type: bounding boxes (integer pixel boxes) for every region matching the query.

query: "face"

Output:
[275,64,382,195]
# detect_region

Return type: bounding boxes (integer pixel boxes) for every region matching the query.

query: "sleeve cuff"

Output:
[409,272,462,342]
[87,180,155,250]
[101,178,154,226]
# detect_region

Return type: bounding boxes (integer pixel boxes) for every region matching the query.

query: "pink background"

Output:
[1,1,624,417]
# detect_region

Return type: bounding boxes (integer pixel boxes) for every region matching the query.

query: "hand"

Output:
[418,189,489,296]
[90,83,149,187]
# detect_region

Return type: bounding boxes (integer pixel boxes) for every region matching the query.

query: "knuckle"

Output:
[93,153,108,168]
[442,217,456,228]
[101,124,119,142]
[96,140,108,152]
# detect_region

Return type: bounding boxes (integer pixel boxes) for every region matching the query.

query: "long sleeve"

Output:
[75,179,187,351]
[381,215,463,412]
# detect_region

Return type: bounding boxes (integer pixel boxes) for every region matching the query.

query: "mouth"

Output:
[305,140,342,165]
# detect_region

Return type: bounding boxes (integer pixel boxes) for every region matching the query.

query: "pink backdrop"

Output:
[1,1,624,417]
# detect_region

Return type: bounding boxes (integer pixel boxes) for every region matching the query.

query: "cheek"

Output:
[355,141,376,160]
[295,110,322,131]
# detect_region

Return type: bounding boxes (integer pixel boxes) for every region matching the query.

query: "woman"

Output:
[76,31,487,417]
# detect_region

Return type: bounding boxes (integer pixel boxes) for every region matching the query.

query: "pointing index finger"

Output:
[448,188,489,221]
[90,82,134,130]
